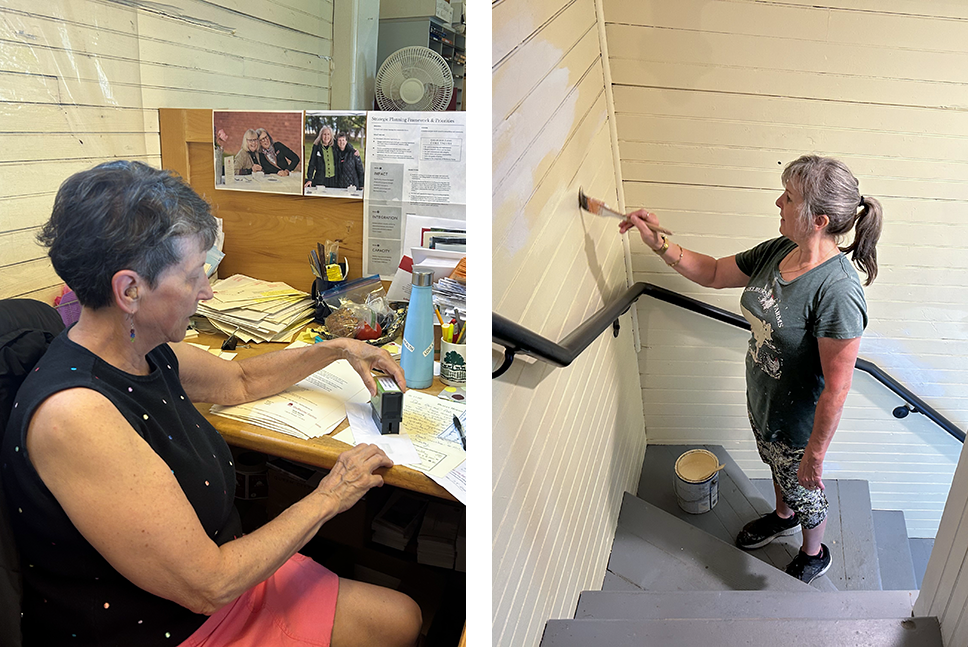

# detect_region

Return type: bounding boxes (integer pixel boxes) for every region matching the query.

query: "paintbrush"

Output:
[578,188,674,236]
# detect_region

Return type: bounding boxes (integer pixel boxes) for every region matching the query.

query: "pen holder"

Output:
[439,340,467,387]
[310,267,349,320]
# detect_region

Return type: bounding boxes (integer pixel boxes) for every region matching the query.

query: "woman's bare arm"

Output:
[27,388,390,615]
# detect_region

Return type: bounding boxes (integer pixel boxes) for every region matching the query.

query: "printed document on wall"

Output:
[363,112,466,278]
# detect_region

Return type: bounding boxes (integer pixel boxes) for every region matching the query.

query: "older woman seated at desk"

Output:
[1,161,421,647]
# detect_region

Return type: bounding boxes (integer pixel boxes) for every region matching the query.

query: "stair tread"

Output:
[541,617,942,647]
[872,510,918,590]
[575,589,917,620]
[637,445,837,590]
[610,492,815,592]
[639,443,881,590]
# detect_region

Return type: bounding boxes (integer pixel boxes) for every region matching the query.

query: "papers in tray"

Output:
[197,274,315,344]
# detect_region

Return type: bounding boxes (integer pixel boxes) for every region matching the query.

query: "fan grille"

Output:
[376,46,454,111]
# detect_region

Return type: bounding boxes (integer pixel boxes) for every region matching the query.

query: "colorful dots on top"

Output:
[128,387,133,392]
[143,414,149,420]
[103,602,110,609]
[70,367,77,371]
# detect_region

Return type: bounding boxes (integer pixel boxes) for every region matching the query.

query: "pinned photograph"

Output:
[304,111,367,199]
[214,110,304,195]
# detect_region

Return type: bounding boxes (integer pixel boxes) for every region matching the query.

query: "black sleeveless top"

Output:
[1,332,242,646]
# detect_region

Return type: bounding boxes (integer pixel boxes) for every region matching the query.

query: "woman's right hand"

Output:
[316,443,393,514]
[253,164,263,172]
[619,209,664,250]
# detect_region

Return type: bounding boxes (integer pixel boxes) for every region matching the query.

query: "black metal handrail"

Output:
[493,281,965,443]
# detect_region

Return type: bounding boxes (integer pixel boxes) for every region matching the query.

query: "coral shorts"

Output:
[179,554,339,647]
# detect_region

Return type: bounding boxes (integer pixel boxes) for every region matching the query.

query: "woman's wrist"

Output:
[651,235,670,255]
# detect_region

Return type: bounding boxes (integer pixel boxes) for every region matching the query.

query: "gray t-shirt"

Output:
[735,237,867,448]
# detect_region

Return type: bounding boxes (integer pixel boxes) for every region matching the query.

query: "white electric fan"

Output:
[375,46,454,111]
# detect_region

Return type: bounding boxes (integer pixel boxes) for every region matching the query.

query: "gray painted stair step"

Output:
[637,445,835,590]
[751,475,883,591]
[608,491,815,592]
[540,617,942,647]
[574,590,917,620]
[872,510,918,590]
[909,537,934,590]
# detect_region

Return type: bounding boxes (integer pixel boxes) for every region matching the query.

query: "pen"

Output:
[434,305,445,327]
[453,415,465,450]
[456,324,466,344]
[442,322,453,343]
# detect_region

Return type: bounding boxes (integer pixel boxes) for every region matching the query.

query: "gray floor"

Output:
[637,444,889,591]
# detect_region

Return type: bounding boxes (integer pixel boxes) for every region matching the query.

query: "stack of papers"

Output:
[371,491,427,551]
[209,358,370,440]
[197,274,315,343]
[417,502,462,568]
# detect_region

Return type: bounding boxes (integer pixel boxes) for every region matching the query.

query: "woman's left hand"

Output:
[797,452,825,491]
[338,338,407,395]
[278,170,289,176]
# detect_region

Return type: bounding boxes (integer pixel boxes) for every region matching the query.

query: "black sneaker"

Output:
[735,511,800,549]
[785,543,832,584]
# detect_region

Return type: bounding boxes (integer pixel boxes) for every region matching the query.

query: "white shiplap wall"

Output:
[605,0,968,539]
[492,0,646,646]
[0,0,333,302]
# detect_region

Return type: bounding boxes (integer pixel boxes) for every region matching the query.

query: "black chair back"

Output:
[0,299,66,647]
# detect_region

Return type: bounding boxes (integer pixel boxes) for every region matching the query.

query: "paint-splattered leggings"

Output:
[750,416,828,530]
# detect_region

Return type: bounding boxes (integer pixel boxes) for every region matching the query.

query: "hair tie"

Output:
[858,196,865,208]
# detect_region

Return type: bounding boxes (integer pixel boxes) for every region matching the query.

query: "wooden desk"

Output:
[190,332,459,502]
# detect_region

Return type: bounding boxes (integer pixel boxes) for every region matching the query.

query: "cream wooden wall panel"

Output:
[612,85,968,138]
[0,160,142,200]
[494,99,612,323]
[0,258,55,299]
[494,1,646,645]
[606,23,968,86]
[493,27,602,188]
[0,0,333,300]
[767,0,968,19]
[604,0,829,38]
[608,59,964,116]
[0,230,45,267]
[0,134,149,163]
[0,105,157,135]
[0,196,53,232]
[493,0,595,124]
[493,0,580,65]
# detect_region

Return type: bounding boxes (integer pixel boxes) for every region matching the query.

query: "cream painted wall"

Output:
[0,0,333,303]
[492,0,646,646]
[605,0,968,538]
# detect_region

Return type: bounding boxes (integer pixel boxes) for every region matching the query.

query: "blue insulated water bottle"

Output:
[400,269,435,389]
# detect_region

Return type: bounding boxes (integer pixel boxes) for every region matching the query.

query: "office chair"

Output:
[0,298,66,647]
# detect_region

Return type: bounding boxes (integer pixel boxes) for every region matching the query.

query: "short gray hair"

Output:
[39,161,217,309]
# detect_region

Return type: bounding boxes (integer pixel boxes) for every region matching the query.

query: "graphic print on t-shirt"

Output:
[741,280,784,380]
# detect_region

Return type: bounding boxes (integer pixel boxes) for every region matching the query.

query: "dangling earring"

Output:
[127,313,136,342]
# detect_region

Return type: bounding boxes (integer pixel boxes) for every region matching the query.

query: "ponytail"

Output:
[840,196,883,286]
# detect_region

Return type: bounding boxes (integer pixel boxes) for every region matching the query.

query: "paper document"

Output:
[345,402,421,465]
[429,460,466,504]
[399,391,465,478]
[210,387,347,439]
[363,112,466,278]
[209,354,372,439]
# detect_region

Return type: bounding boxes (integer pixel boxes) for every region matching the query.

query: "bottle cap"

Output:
[412,269,433,287]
